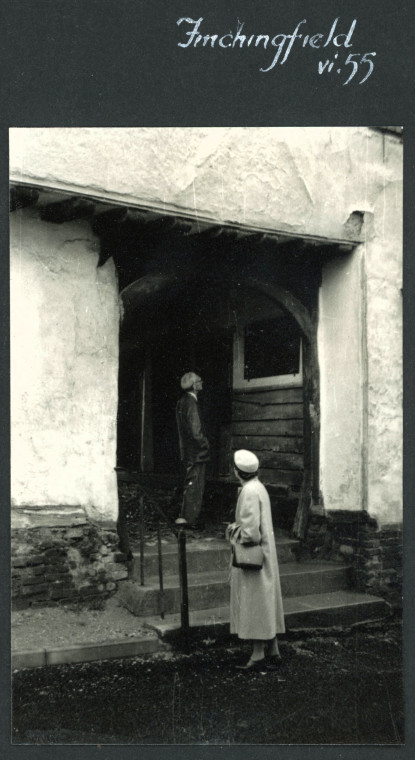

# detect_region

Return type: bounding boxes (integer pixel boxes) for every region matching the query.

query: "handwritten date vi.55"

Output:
[319,52,376,85]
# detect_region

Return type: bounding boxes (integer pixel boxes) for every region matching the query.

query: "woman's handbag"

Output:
[232,541,264,570]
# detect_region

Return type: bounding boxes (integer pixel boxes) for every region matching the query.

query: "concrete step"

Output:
[143,590,391,638]
[129,537,299,579]
[119,562,352,618]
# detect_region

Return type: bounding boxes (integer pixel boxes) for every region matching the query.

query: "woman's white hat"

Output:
[234,449,259,473]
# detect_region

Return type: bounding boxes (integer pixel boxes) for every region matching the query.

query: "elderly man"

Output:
[175,372,210,527]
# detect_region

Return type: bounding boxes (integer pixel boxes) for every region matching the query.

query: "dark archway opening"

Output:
[117,277,235,480]
[150,325,233,476]
[117,270,317,531]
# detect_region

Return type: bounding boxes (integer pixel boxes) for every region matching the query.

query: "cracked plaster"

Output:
[10,211,120,523]
[9,127,395,240]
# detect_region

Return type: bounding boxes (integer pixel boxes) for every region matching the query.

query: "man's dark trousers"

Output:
[181,461,206,526]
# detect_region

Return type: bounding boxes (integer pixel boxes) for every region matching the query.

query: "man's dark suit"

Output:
[176,392,210,525]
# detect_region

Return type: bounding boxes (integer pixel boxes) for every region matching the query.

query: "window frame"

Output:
[232,322,303,392]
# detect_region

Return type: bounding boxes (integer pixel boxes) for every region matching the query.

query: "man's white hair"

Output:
[180,372,201,390]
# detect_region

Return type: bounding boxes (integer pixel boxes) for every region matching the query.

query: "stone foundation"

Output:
[300,510,402,608]
[11,520,127,609]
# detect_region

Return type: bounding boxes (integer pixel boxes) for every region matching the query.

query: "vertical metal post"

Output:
[177,528,190,653]
[157,519,165,619]
[139,368,146,473]
[139,494,145,586]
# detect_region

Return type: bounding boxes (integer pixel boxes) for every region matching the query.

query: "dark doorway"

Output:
[116,344,144,470]
[117,320,233,476]
[151,327,233,477]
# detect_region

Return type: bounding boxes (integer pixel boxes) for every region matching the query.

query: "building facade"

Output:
[10,127,403,607]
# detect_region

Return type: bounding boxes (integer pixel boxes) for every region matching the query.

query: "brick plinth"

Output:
[300,510,402,608]
[11,522,125,609]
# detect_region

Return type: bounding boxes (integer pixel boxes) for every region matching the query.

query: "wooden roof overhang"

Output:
[9,182,360,270]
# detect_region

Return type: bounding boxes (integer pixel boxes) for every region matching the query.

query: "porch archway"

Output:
[118,268,320,534]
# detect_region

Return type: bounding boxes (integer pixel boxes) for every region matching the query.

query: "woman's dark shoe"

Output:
[235,657,267,672]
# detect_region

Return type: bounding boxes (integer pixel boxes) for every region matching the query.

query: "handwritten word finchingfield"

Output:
[176,17,376,85]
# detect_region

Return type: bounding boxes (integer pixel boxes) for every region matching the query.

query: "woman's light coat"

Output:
[229,477,285,640]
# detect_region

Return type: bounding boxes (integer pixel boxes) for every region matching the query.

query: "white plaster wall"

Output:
[9,127,396,242]
[365,137,403,525]
[10,209,120,524]
[318,250,364,512]
[318,134,402,525]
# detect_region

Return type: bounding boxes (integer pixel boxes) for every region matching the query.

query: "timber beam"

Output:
[39,197,96,224]
[10,182,359,257]
[9,186,39,212]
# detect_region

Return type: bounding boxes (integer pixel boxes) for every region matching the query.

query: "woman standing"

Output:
[227,449,285,670]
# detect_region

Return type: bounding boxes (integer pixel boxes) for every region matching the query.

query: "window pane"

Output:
[244,316,301,379]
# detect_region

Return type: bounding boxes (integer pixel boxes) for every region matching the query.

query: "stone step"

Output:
[119,562,351,618]
[129,537,299,579]
[143,591,391,638]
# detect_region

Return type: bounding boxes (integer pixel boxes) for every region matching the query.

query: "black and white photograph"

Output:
[9,126,404,744]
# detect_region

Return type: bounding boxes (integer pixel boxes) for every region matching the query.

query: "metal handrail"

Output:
[177,529,190,652]
[116,470,190,650]
[156,520,165,620]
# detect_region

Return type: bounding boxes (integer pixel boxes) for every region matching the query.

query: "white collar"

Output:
[187,391,198,401]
